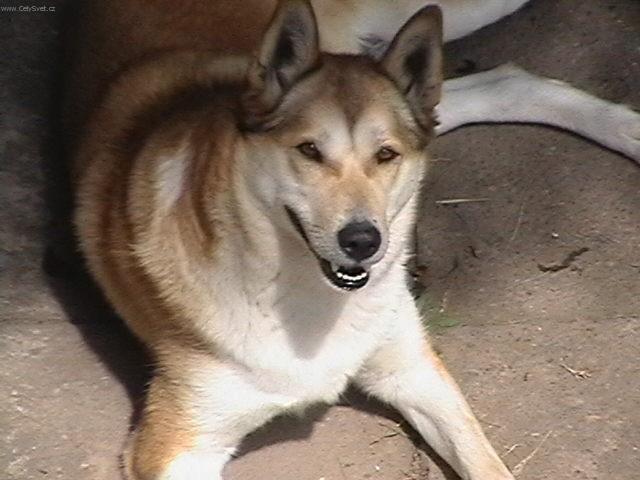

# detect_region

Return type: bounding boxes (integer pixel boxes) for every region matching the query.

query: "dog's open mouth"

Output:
[319,260,369,290]
[285,206,370,291]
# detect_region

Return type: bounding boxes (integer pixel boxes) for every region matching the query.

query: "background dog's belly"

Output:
[64,0,278,155]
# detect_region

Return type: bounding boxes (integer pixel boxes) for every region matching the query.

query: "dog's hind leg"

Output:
[437,64,640,162]
[354,296,515,480]
[315,0,531,54]
[435,0,532,40]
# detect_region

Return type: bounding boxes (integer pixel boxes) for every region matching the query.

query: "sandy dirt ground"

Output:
[1,1,639,479]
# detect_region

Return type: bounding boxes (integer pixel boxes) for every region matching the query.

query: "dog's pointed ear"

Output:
[380,6,443,131]
[243,0,319,129]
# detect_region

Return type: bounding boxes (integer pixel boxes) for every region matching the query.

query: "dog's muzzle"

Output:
[285,206,370,291]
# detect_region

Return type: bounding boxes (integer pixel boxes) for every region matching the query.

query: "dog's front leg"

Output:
[123,351,292,480]
[354,302,513,480]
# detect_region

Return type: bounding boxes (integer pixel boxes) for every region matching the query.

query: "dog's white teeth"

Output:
[335,270,367,281]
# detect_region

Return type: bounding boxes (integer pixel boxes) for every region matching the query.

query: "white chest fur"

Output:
[193,239,408,407]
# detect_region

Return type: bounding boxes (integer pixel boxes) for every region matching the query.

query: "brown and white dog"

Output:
[66,1,639,479]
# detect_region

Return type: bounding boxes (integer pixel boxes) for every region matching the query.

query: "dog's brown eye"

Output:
[376,147,399,163]
[296,142,322,161]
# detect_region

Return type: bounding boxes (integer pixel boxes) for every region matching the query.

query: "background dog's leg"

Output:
[315,0,531,53]
[437,64,640,162]
[354,303,514,480]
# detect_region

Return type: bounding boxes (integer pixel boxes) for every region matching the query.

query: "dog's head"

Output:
[240,0,442,291]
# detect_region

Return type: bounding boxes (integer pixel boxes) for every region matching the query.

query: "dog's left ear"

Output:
[380,6,443,131]
[242,0,320,130]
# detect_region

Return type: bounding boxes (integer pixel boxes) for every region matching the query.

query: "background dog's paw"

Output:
[602,103,640,163]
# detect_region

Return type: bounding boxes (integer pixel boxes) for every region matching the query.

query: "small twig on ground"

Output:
[512,430,552,476]
[369,431,401,445]
[560,362,592,379]
[503,444,523,456]
[435,198,489,205]
[369,421,407,445]
[509,201,525,243]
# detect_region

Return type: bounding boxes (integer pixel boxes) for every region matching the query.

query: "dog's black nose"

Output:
[338,221,381,262]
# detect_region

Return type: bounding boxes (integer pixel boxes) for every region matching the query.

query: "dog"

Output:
[66,1,639,479]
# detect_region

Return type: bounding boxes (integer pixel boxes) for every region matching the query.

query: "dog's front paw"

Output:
[157,452,225,480]
[124,442,228,480]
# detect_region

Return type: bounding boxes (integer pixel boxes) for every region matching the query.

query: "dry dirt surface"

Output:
[1,1,639,480]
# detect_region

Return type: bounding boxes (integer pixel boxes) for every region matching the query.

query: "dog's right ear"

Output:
[242,0,319,130]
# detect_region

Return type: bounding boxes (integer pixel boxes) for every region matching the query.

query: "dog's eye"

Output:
[296,142,322,162]
[376,147,400,163]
